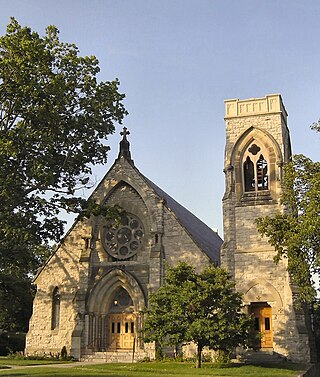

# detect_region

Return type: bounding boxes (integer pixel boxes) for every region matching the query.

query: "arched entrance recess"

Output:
[85,269,146,351]
[240,279,283,350]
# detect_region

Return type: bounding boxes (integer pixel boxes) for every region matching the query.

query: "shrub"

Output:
[60,346,68,360]
[0,331,26,356]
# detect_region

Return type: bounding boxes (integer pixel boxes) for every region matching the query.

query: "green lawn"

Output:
[0,360,307,377]
[0,358,73,366]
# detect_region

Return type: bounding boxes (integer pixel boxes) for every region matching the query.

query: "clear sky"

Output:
[1,0,319,235]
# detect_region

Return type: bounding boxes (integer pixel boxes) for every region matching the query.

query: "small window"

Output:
[117,322,121,333]
[265,317,271,331]
[254,317,259,331]
[51,287,60,330]
[125,322,129,333]
[131,322,135,334]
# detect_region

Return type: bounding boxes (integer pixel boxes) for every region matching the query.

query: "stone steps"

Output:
[81,350,148,363]
[239,349,287,364]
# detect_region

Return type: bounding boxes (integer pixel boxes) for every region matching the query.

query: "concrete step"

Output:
[239,349,287,364]
[81,350,148,363]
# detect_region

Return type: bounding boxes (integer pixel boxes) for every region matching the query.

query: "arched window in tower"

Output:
[243,144,269,192]
[51,287,60,330]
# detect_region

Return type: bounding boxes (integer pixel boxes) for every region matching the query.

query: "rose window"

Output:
[103,214,144,259]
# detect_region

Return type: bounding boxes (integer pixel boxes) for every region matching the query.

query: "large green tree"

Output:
[142,262,253,368]
[0,18,127,331]
[256,127,320,303]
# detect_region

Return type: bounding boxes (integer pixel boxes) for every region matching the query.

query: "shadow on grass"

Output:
[0,361,307,377]
[241,362,307,371]
[176,361,306,371]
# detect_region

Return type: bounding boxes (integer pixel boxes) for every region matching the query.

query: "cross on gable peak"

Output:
[120,127,130,139]
[118,126,134,165]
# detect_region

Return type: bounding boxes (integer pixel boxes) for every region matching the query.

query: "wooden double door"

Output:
[250,304,273,348]
[109,313,135,349]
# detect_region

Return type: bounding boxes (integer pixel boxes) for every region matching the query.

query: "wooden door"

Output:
[122,313,135,349]
[109,313,135,349]
[251,305,273,348]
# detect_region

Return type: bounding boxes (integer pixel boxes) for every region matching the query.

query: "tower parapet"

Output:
[225,94,287,122]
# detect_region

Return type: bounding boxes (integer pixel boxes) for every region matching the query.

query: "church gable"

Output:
[87,156,221,271]
[26,126,223,360]
[87,129,221,265]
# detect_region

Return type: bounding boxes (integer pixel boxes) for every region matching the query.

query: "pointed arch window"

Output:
[243,144,268,192]
[110,287,133,312]
[51,287,60,330]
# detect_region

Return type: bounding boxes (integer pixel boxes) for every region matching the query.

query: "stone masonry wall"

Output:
[162,206,211,272]
[25,218,90,356]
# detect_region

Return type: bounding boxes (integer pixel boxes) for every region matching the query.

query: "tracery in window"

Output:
[102,213,144,260]
[110,288,133,312]
[51,287,60,330]
[243,144,268,192]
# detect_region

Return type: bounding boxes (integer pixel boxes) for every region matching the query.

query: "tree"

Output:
[256,127,320,303]
[142,262,253,368]
[0,18,127,331]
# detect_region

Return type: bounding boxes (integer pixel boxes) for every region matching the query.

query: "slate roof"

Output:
[142,175,222,264]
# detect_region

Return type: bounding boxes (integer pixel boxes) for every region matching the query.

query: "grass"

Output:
[0,357,73,369]
[0,357,73,366]
[0,360,307,377]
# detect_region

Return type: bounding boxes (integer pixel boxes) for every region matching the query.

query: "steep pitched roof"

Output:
[142,175,222,264]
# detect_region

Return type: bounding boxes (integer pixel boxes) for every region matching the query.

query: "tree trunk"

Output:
[196,344,203,368]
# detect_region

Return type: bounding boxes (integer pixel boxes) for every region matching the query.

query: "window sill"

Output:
[240,190,273,205]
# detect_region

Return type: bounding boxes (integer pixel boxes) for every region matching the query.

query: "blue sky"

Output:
[1,0,319,235]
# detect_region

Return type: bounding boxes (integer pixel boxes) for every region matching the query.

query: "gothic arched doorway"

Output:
[85,269,146,353]
[249,302,273,349]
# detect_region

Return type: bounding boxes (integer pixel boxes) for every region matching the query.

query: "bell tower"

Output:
[222,94,313,362]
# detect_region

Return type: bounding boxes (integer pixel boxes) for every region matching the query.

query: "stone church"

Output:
[25,94,314,362]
